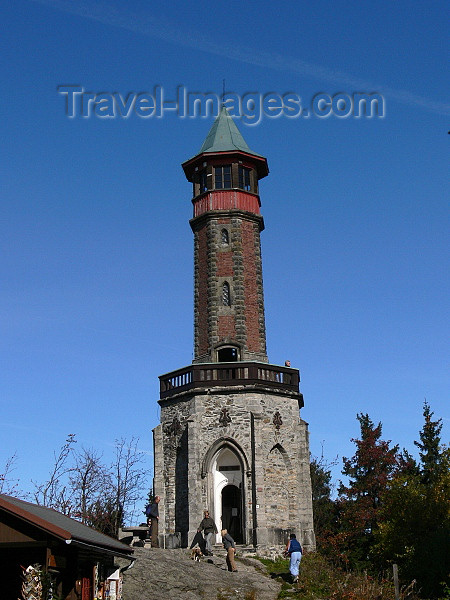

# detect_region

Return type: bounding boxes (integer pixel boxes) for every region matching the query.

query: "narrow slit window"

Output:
[221,229,229,245]
[222,281,231,306]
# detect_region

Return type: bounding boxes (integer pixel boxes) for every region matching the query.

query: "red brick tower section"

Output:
[182,107,270,364]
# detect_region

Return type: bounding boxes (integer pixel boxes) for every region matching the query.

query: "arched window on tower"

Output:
[221,228,229,245]
[222,282,231,306]
[218,347,239,362]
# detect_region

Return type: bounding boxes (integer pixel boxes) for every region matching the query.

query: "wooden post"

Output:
[393,563,400,600]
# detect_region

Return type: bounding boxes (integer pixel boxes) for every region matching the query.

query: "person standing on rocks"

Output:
[197,510,218,555]
[221,529,238,572]
[147,496,161,548]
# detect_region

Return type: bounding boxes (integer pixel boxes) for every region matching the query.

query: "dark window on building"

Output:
[218,347,238,362]
[222,281,231,306]
[221,229,229,245]
[199,170,208,193]
[238,166,251,191]
[215,165,232,189]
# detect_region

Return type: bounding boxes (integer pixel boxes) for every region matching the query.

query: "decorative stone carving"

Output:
[219,407,232,426]
[164,416,183,455]
[273,411,283,429]
[166,416,182,437]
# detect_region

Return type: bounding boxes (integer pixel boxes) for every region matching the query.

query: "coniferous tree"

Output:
[414,400,445,483]
[374,401,450,598]
[396,448,419,477]
[338,413,399,569]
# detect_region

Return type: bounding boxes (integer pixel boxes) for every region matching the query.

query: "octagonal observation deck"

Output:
[159,362,303,405]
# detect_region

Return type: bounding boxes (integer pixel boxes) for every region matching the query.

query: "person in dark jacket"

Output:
[147,496,160,548]
[221,529,237,572]
[284,533,302,582]
[197,510,218,555]
[190,530,206,555]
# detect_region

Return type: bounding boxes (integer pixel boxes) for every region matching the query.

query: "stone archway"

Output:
[209,445,245,544]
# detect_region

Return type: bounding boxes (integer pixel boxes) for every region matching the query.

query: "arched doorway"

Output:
[212,446,244,544]
[222,484,243,543]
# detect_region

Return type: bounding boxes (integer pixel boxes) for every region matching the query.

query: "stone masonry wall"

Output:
[241,219,267,357]
[193,226,209,358]
[191,211,267,363]
[154,387,315,551]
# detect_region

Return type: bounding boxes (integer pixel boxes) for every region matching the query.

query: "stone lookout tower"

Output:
[153,107,315,550]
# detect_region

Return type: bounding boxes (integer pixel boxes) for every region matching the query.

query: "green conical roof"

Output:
[198,106,262,157]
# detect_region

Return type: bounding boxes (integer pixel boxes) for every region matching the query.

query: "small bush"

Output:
[257,551,422,600]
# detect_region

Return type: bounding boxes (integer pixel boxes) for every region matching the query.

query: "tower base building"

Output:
[153,108,315,551]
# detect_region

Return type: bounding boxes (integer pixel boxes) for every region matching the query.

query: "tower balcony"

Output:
[192,190,261,218]
[159,362,303,405]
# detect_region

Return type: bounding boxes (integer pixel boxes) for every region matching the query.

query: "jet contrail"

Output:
[31,0,450,115]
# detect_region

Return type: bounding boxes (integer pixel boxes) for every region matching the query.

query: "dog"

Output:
[190,547,203,562]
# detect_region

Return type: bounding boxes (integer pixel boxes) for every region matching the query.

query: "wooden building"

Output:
[0,493,134,600]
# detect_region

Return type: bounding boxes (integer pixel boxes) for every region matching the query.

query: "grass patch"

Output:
[256,552,420,600]
[256,556,297,598]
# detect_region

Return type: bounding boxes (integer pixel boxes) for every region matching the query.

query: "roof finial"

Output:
[222,79,226,107]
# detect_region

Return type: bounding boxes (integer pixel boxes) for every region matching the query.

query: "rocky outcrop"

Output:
[120,547,281,599]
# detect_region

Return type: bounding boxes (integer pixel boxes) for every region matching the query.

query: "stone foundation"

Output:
[153,378,315,552]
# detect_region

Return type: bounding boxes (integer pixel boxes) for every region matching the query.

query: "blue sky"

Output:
[1,0,449,500]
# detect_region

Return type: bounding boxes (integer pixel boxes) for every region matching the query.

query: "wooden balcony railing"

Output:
[159,362,300,399]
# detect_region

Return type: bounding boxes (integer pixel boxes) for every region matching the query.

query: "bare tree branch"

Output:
[109,437,149,535]
[69,447,110,523]
[0,452,21,496]
[32,433,77,513]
